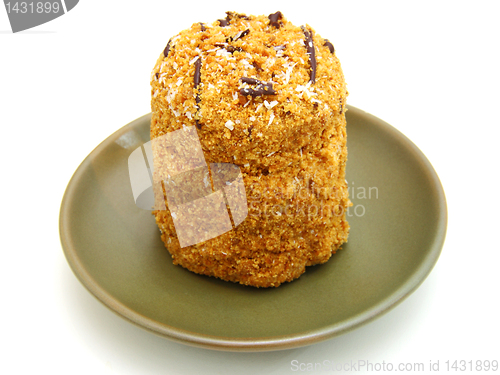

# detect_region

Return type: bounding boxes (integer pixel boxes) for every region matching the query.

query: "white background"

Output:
[1,1,499,374]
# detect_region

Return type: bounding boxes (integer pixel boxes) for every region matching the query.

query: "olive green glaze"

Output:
[59,106,447,351]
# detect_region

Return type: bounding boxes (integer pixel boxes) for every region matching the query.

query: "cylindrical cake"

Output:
[150,11,350,287]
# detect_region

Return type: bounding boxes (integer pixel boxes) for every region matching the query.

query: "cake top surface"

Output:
[150,11,347,169]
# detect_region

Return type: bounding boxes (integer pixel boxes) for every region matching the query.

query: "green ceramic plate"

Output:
[59,105,446,351]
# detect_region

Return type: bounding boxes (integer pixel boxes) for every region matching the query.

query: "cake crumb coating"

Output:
[150,11,351,287]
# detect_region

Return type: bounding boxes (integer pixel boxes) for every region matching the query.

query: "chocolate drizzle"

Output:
[163,39,172,58]
[241,77,260,85]
[200,23,206,32]
[214,43,243,54]
[268,11,283,28]
[194,58,201,90]
[217,18,229,27]
[239,77,276,97]
[232,28,250,42]
[155,72,159,80]
[301,26,316,84]
[240,86,275,96]
[217,29,249,54]
[227,45,243,53]
[324,39,334,54]
[226,11,249,20]
[194,58,202,129]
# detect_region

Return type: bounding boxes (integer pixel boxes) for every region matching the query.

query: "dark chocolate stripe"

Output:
[200,23,206,32]
[240,77,260,85]
[239,78,276,97]
[301,26,316,84]
[215,43,243,54]
[227,45,243,53]
[155,72,159,80]
[194,58,202,129]
[233,29,250,41]
[194,57,201,89]
[324,39,334,54]
[226,29,249,43]
[163,39,172,57]
[268,11,283,28]
[217,18,229,27]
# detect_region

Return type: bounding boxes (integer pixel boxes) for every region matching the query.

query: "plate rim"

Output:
[59,105,447,352]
